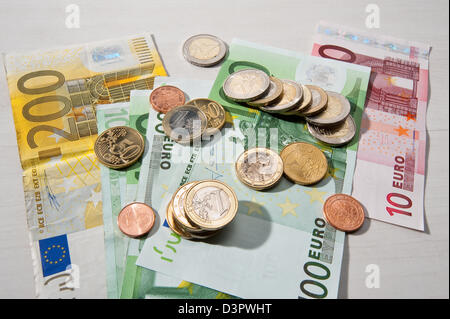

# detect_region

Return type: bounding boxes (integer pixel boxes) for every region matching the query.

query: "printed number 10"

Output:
[386,193,412,217]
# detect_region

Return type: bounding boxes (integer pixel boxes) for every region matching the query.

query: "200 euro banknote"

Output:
[3,34,166,297]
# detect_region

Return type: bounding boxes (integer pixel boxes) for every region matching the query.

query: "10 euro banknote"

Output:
[312,22,430,230]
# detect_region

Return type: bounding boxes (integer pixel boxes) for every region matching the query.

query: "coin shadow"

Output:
[202,201,272,250]
[263,176,295,194]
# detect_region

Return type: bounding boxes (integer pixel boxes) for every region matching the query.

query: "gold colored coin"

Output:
[184,180,238,231]
[186,98,226,135]
[280,142,328,185]
[166,200,193,239]
[171,182,204,233]
[299,85,328,117]
[235,147,283,190]
[94,126,144,169]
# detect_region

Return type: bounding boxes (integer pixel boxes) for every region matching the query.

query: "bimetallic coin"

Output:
[171,182,204,233]
[280,142,328,185]
[166,201,193,239]
[235,148,283,190]
[118,202,155,238]
[183,34,227,67]
[306,91,351,126]
[259,79,303,113]
[282,84,312,115]
[323,194,365,232]
[247,77,283,107]
[298,85,328,117]
[150,85,186,114]
[184,180,238,231]
[186,98,226,135]
[162,105,208,144]
[307,115,356,146]
[223,69,270,102]
[95,126,144,169]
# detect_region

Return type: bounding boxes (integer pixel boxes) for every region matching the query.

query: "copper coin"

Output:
[117,202,156,237]
[323,194,365,232]
[150,85,186,113]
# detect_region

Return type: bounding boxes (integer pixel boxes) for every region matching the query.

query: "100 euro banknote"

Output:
[3,34,166,297]
[312,22,430,230]
[120,79,233,299]
[136,39,371,298]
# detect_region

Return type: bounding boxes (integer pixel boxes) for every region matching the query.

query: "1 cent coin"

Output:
[117,202,156,237]
[150,85,186,113]
[323,194,365,232]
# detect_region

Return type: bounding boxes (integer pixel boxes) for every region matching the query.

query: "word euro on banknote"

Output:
[3,34,166,297]
[136,39,371,299]
[120,79,234,299]
[312,21,430,230]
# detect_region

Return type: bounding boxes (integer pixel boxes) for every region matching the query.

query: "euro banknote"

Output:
[312,22,430,230]
[3,34,166,297]
[136,39,371,298]
[120,79,234,299]
[97,102,131,299]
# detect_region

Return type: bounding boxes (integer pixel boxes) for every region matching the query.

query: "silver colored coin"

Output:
[259,79,303,113]
[183,34,227,67]
[162,105,208,144]
[306,91,351,127]
[307,115,356,146]
[223,69,270,102]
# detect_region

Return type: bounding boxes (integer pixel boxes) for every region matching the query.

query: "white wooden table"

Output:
[0,0,448,298]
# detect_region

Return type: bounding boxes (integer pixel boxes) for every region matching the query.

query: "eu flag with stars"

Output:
[38,234,71,277]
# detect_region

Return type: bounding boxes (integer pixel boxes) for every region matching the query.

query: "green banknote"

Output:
[97,102,131,299]
[120,79,234,299]
[135,39,371,298]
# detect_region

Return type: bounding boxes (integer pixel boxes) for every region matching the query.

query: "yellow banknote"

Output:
[5,34,165,240]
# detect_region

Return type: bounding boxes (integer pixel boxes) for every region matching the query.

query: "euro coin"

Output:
[166,200,193,239]
[182,34,227,67]
[280,142,328,185]
[184,180,238,231]
[298,85,328,116]
[223,69,270,102]
[186,98,226,135]
[282,84,312,115]
[235,147,283,190]
[259,79,303,113]
[95,126,145,169]
[162,105,208,144]
[171,182,204,233]
[306,91,351,127]
[150,85,186,114]
[323,194,365,232]
[247,77,283,107]
[307,115,356,146]
[117,202,155,238]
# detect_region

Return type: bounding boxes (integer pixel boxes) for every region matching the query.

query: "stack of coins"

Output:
[222,70,356,147]
[166,180,238,240]
[162,95,226,144]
